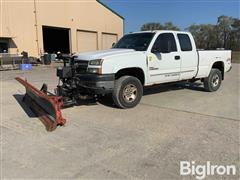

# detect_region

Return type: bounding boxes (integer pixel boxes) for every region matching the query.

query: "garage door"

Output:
[102,33,118,50]
[77,30,98,52]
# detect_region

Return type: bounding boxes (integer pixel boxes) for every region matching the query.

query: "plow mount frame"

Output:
[15,77,66,131]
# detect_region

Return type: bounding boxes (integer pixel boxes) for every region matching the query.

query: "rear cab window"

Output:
[177,34,192,51]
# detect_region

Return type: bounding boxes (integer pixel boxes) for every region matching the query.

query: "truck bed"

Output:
[196,50,232,78]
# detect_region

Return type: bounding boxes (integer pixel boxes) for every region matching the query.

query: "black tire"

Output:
[204,68,222,92]
[112,76,143,109]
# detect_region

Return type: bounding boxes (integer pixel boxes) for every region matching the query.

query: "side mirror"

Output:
[151,49,162,60]
[112,42,116,47]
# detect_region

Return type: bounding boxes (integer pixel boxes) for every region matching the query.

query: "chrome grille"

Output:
[75,60,88,73]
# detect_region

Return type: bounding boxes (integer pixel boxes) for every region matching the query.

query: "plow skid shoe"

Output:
[15,77,66,131]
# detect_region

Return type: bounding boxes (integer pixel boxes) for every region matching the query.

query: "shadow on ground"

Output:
[13,82,207,111]
[98,81,207,108]
[13,94,36,118]
[13,94,61,132]
[144,81,206,96]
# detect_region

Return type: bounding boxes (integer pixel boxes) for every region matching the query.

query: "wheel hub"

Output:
[212,74,220,87]
[123,84,137,103]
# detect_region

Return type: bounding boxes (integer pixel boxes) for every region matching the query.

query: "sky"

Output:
[101,0,240,33]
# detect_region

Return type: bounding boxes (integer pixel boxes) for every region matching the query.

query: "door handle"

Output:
[175,56,180,60]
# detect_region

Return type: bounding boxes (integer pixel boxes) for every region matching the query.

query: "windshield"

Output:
[113,33,155,51]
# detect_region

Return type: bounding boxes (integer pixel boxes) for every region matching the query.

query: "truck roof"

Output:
[130,30,190,34]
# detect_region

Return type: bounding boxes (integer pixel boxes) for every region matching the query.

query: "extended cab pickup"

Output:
[71,30,232,108]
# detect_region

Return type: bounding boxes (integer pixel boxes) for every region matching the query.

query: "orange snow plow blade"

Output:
[15,77,66,131]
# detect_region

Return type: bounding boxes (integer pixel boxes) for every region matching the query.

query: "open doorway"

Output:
[42,26,70,54]
[0,38,9,53]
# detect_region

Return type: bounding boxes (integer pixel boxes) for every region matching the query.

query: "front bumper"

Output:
[77,74,115,94]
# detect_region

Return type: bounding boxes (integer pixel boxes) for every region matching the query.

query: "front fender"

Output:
[101,52,148,78]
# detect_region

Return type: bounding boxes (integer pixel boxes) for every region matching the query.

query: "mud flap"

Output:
[15,77,66,131]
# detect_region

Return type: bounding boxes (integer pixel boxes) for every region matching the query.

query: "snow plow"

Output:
[15,54,102,131]
[15,52,115,131]
[15,77,66,131]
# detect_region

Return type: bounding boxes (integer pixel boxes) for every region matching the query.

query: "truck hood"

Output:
[74,49,136,61]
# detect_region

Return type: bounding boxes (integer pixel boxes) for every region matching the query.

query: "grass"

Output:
[232,51,240,63]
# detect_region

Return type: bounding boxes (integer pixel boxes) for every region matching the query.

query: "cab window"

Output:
[152,33,177,53]
[177,34,192,51]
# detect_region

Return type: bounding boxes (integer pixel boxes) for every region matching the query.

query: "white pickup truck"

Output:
[71,30,232,108]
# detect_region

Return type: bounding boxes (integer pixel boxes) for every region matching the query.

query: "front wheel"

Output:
[204,68,222,92]
[112,76,143,109]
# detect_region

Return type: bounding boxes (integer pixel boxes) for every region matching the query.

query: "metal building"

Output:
[0,0,124,58]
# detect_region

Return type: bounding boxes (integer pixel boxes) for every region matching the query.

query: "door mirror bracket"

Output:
[151,48,161,54]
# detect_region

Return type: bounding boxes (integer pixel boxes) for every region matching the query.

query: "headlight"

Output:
[89,59,103,66]
[87,68,99,74]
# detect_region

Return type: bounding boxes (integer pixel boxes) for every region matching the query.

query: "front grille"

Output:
[75,60,88,73]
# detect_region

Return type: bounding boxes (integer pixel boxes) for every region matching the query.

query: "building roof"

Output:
[96,0,124,20]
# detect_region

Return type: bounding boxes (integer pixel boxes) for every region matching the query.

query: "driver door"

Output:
[147,33,181,83]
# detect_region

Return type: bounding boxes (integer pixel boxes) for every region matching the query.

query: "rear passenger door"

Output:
[177,33,198,80]
[148,33,181,83]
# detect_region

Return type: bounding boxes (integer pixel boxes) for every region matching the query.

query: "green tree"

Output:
[187,15,240,50]
[140,23,163,31]
[230,18,240,50]
[141,16,240,51]
[187,24,204,49]
[140,22,180,31]
[163,22,180,31]
[188,24,220,50]
[217,15,234,49]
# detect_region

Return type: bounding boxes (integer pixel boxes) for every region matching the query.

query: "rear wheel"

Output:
[204,68,222,92]
[112,76,143,109]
